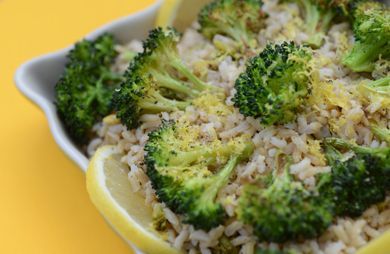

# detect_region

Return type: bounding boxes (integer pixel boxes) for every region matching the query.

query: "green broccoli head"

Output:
[55,34,122,144]
[112,27,221,129]
[145,120,254,230]
[317,138,390,217]
[233,42,312,126]
[238,164,333,243]
[342,1,390,72]
[281,0,349,47]
[198,0,265,50]
[142,26,180,56]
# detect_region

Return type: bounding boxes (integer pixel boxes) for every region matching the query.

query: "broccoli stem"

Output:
[363,76,390,96]
[214,18,256,49]
[122,50,137,62]
[319,11,334,32]
[150,70,199,97]
[371,125,390,143]
[199,155,239,205]
[85,80,103,107]
[100,69,124,82]
[303,0,318,31]
[169,149,208,166]
[295,0,321,47]
[342,41,385,72]
[225,21,256,49]
[295,0,335,48]
[275,163,294,186]
[323,143,343,164]
[86,70,123,107]
[139,90,190,112]
[169,58,216,91]
[325,138,388,159]
[168,144,240,166]
[309,11,335,47]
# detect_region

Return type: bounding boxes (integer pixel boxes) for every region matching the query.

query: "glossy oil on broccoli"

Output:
[281,0,351,48]
[317,137,390,217]
[237,163,333,243]
[145,120,254,230]
[198,0,265,51]
[233,42,312,126]
[342,1,390,72]
[55,34,122,144]
[112,27,220,129]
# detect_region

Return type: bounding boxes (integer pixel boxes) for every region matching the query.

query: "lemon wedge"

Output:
[86,146,179,254]
[156,0,212,31]
[356,230,390,254]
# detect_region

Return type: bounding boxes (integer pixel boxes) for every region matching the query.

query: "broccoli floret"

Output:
[233,42,312,126]
[317,137,389,217]
[237,164,333,243]
[281,0,349,48]
[145,120,254,230]
[342,1,390,72]
[371,124,390,144]
[112,27,220,129]
[198,0,265,51]
[55,34,122,144]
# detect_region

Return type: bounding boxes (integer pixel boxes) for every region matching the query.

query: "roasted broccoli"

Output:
[317,137,390,217]
[342,1,390,72]
[145,120,254,230]
[55,34,122,144]
[281,0,350,48]
[112,27,220,129]
[233,42,312,126]
[198,0,265,51]
[237,163,333,243]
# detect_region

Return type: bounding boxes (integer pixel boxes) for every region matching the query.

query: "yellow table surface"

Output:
[0,0,154,253]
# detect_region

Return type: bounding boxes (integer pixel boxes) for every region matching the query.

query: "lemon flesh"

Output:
[86,146,179,254]
[156,0,212,31]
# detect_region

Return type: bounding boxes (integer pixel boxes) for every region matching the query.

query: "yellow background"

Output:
[0,0,154,253]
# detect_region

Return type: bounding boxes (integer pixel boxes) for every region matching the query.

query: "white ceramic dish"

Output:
[15,0,164,173]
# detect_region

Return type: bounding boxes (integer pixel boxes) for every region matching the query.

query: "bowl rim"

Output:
[14,0,164,172]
